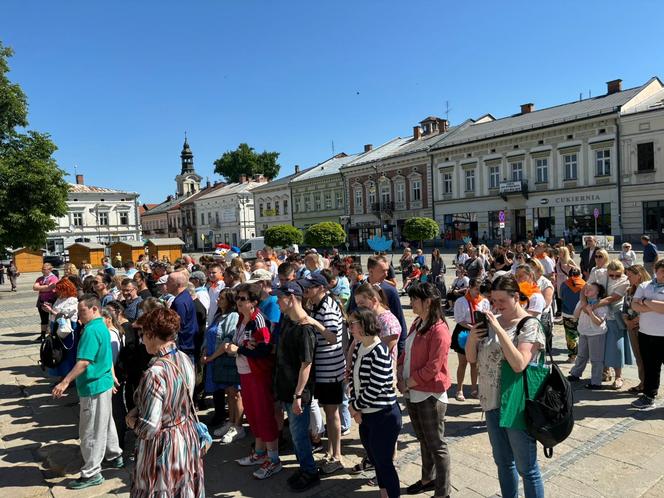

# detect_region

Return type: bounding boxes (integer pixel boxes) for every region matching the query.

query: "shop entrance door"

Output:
[515,209,527,241]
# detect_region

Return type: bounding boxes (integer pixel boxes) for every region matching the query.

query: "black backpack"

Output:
[39,333,64,371]
[517,318,574,458]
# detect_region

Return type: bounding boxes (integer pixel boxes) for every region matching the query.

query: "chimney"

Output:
[606,79,622,95]
[239,174,247,183]
[206,179,211,188]
[364,144,373,152]
[437,118,449,133]
[413,126,422,140]
[520,103,534,114]
[253,174,266,183]
[294,164,300,173]
[76,174,84,185]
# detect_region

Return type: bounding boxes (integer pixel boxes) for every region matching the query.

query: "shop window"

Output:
[564,154,578,180]
[595,149,611,176]
[533,207,555,237]
[564,203,611,235]
[488,166,500,189]
[536,158,548,183]
[643,201,664,239]
[443,213,478,241]
[638,142,655,171]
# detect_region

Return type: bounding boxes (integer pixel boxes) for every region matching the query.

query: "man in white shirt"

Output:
[631,260,664,410]
[206,263,225,324]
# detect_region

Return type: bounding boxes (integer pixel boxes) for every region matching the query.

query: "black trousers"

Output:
[638,332,664,398]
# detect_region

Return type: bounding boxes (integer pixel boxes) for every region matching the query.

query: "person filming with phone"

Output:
[465,274,546,498]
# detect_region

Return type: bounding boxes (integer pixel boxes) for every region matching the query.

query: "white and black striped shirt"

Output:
[350,341,397,413]
[311,294,346,383]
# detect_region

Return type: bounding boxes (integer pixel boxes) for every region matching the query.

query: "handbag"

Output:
[55,316,74,339]
[212,353,241,386]
[499,317,550,430]
[159,356,213,456]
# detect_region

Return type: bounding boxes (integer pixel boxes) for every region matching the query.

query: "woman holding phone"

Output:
[465,274,546,498]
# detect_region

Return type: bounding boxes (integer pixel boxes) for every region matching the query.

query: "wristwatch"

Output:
[293,394,303,400]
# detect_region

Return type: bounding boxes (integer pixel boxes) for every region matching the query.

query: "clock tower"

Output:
[175,134,202,197]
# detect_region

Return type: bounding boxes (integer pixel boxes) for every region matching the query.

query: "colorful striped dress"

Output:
[131,345,205,498]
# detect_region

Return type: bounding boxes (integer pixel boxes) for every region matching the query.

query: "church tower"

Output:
[175,134,202,197]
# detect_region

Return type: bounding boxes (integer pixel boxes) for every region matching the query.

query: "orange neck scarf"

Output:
[565,275,585,293]
[519,281,541,298]
[465,290,483,323]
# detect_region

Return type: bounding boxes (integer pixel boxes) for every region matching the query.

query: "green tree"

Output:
[264,224,303,248]
[213,143,280,183]
[0,42,68,250]
[403,217,439,248]
[304,222,346,249]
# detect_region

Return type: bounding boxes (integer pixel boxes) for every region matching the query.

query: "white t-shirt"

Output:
[456,253,469,266]
[453,296,491,325]
[633,281,664,337]
[575,302,608,336]
[234,321,251,374]
[540,256,555,275]
[526,293,545,317]
[451,276,470,291]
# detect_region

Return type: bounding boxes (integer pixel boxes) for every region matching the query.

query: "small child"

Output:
[560,267,585,361]
[401,263,421,293]
[418,265,431,284]
[568,282,607,389]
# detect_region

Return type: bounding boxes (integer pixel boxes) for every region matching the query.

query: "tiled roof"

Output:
[341,138,409,169]
[180,183,227,205]
[252,166,317,192]
[68,183,136,194]
[196,180,266,201]
[290,153,360,183]
[431,85,646,149]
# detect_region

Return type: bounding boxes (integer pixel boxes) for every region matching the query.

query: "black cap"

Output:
[275,281,304,298]
[298,273,328,288]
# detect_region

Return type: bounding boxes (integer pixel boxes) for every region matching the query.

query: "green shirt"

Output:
[76,317,114,397]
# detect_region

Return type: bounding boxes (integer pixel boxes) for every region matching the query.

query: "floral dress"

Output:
[132,346,204,498]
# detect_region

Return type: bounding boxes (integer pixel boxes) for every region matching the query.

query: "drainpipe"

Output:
[615,114,623,243]
[429,153,438,247]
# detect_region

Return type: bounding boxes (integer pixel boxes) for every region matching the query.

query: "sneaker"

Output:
[287,469,302,485]
[311,440,324,454]
[288,470,320,492]
[103,456,124,469]
[214,421,232,437]
[253,460,283,479]
[341,427,351,436]
[319,458,343,475]
[585,383,602,390]
[221,426,246,444]
[66,474,104,489]
[236,451,268,466]
[631,395,656,410]
[567,374,580,382]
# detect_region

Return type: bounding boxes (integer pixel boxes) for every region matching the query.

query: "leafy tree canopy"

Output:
[264,224,303,249]
[0,42,68,250]
[213,143,280,183]
[304,222,346,249]
[403,217,439,247]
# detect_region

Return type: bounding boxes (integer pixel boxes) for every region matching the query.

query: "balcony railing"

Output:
[371,201,394,215]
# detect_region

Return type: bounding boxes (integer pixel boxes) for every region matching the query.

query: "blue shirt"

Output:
[644,242,659,263]
[171,290,198,353]
[259,295,281,325]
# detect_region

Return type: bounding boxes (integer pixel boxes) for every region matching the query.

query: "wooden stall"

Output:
[66,242,106,268]
[110,240,146,265]
[12,248,45,273]
[146,238,185,262]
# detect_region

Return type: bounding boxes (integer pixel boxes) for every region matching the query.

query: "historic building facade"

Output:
[252,166,308,235]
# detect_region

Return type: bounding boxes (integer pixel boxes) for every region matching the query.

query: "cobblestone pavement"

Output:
[2,266,664,497]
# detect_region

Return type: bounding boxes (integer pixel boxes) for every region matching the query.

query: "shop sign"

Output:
[552,193,602,205]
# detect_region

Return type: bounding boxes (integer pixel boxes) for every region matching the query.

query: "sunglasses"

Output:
[235,296,250,302]
[594,255,604,259]
[608,273,622,279]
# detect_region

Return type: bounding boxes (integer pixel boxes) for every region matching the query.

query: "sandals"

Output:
[627,385,644,394]
[455,391,466,402]
[602,368,613,382]
[612,378,624,390]
[470,389,479,399]
[351,456,374,475]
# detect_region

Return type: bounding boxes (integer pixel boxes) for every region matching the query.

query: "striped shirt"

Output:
[311,293,346,383]
[349,341,396,413]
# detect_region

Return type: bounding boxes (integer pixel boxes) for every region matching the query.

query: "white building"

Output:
[253,166,308,235]
[430,77,664,245]
[194,175,268,248]
[46,174,141,254]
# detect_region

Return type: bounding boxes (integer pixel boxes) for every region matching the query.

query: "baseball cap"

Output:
[298,273,328,288]
[190,271,207,283]
[274,281,304,298]
[246,269,273,283]
[156,274,169,285]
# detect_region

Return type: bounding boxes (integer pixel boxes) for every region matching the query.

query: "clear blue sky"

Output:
[4,1,664,203]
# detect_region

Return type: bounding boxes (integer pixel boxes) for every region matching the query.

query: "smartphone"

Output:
[473,310,488,330]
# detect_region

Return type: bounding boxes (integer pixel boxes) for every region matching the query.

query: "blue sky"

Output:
[4,1,664,203]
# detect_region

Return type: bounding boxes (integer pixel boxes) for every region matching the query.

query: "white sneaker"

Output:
[236,451,268,466]
[214,421,232,438]
[221,426,246,444]
[253,459,283,479]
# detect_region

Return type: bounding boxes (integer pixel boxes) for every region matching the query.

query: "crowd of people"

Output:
[25,233,661,497]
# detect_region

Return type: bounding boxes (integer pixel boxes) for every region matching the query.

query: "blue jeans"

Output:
[485,409,544,498]
[340,382,351,432]
[284,402,316,474]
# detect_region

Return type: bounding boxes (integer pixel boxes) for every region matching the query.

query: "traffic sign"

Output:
[499,222,505,229]
[499,210,505,223]
[593,208,600,219]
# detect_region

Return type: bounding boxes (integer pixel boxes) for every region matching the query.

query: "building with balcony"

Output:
[430,77,664,245]
[290,153,358,231]
[194,175,267,249]
[46,174,141,254]
[253,165,311,235]
[341,116,454,249]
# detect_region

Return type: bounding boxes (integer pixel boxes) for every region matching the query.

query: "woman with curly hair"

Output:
[41,278,79,380]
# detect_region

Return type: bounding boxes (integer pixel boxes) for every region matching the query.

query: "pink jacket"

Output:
[397,319,452,394]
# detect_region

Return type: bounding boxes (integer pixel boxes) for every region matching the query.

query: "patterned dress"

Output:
[131,345,204,498]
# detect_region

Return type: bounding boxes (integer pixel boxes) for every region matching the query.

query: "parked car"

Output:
[43,254,64,267]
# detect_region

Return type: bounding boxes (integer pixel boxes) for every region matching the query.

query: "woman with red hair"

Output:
[42,278,80,380]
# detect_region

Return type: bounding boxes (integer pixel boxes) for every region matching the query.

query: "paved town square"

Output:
[2,261,664,498]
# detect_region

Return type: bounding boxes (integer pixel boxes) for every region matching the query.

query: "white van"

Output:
[230,236,299,261]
